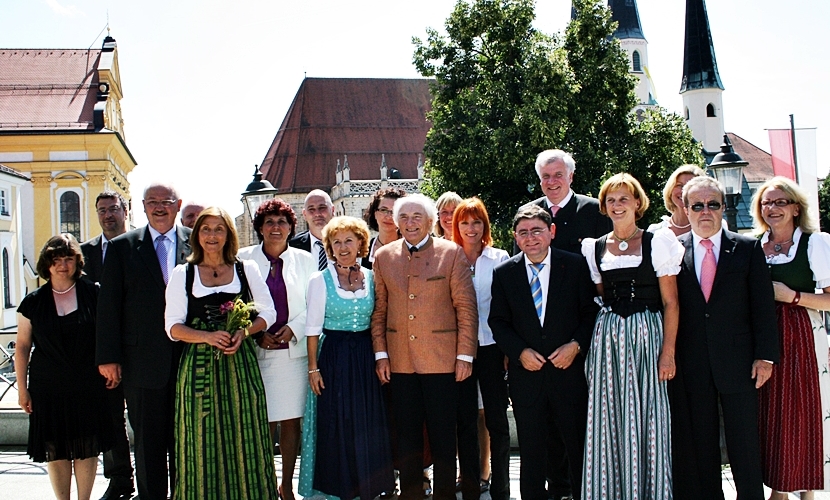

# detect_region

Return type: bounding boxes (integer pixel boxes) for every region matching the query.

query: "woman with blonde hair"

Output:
[580,173,683,499]
[435,191,463,239]
[299,216,395,500]
[751,177,830,500]
[647,164,706,236]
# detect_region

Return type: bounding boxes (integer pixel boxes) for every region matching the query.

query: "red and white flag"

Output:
[768,127,819,220]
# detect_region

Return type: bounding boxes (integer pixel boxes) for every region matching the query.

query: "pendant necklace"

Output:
[772,239,793,253]
[614,228,640,251]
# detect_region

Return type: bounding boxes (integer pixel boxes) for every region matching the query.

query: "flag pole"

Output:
[790,114,800,183]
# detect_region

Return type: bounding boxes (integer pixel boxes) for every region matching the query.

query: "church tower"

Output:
[608,0,655,109]
[680,0,725,153]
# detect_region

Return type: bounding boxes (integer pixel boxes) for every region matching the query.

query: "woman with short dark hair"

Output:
[16,234,113,500]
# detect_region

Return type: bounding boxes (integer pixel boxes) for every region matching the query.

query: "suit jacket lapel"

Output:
[542,251,563,329]
[175,226,191,265]
[681,234,696,282]
[711,229,736,294]
[138,226,166,288]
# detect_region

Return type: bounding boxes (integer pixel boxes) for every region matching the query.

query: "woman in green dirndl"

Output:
[165,207,278,500]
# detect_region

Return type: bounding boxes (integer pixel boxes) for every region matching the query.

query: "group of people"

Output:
[12,147,830,500]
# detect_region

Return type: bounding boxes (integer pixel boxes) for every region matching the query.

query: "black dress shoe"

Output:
[98,477,135,500]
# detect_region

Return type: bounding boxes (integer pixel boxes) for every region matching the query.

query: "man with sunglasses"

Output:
[675,176,778,500]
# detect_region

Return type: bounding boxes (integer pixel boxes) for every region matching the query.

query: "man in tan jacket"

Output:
[372,193,478,500]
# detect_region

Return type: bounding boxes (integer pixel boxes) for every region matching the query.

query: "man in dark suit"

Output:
[516,149,611,499]
[81,191,134,500]
[517,149,612,257]
[489,205,597,500]
[288,189,335,271]
[676,176,778,500]
[96,183,191,500]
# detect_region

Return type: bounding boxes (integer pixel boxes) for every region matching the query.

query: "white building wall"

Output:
[682,88,725,153]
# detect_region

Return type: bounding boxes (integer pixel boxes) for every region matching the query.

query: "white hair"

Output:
[393,193,437,225]
[534,149,576,178]
[143,182,180,200]
[304,189,333,207]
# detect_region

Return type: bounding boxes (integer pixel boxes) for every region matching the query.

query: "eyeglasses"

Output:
[515,228,548,239]
[689,201,723,212]
[760,199,795,208]
[144,199,177,209]
[97,206,123,215]
[376,208,394,217]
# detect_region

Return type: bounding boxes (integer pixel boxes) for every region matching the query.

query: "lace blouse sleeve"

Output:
[807,232,830,288]
[650,228,684,277]
[581,238,602,284]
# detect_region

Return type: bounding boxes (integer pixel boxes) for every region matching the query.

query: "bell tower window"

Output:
[706,103,716,117]
[632,51,642,72]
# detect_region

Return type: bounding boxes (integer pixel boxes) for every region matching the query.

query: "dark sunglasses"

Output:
[689,201,723,212]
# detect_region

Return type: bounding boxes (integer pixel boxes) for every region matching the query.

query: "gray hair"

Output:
[304,189,333,207]
[681,176,724,206]
[143,182,180,201]
[393,193,437,225]
[535,149,576,178]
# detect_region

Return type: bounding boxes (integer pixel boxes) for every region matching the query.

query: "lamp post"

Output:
[709,135,747,231]
[241,165,278,220]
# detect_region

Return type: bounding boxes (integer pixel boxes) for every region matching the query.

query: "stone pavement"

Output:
[1,446,825,500]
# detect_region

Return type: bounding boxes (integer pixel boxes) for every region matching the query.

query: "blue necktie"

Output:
[529,262,544,322]
[155,235,169,285]
[315,240,327,271]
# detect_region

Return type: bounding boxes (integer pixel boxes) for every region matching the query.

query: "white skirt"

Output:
[257,347,309,421]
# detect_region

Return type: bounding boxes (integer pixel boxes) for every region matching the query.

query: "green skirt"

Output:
[173,339,278,500]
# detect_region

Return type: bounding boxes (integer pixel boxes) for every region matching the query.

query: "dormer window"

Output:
[632,51,642,72]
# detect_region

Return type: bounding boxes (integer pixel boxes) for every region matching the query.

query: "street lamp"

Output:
[241,165,278,220]
[709,135,748,231]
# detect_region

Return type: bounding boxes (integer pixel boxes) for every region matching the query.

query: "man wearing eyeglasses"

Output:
[96,183,192,500]
[675,176,778,500]
[80,191,135,500]
[489,205,596,500]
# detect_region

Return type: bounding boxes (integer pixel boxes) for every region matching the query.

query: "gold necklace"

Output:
[613,228,640,251]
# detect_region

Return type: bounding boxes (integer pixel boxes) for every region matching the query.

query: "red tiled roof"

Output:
[727,132,774,183]
[0,49,102,131]
[260,78,433,193]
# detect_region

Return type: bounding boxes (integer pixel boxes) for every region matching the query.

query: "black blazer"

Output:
[676,229,779,394]
[80,235,104,283]
[288,231,312,252]
[489,248,598,407]
[515,194,612,256]
[95,225,192,389]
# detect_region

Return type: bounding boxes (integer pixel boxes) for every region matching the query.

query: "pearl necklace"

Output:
[52,282,76,295]
[668,215,691,230]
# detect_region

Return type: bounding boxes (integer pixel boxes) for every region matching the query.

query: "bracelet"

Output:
[308,368,320,374]
[792,291,801,305]
[570,339,581,353]
[244,328,250,338]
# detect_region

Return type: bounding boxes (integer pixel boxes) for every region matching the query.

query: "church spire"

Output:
[680,0,724,93]
[607,0,645,40]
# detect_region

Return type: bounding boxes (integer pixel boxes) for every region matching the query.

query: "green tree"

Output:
[413,0,702,245]
[819,179,830,232]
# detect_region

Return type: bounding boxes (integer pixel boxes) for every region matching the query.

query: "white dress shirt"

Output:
[545,189,574,213]
[310,233,330,265]
[523,249,552,326]
[475,246,510,345]
[691,228,723,283]
[148,226,177,278]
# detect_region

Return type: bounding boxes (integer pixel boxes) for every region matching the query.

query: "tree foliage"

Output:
[819,179,830,232]
[413,0,702,247]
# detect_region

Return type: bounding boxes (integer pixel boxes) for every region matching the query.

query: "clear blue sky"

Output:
[2,0,827,225]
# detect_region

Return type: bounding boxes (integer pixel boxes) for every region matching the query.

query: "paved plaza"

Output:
[1,446,825,500]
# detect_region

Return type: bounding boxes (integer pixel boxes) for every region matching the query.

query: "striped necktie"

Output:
[315,240,327,271]
[529,262,545,322]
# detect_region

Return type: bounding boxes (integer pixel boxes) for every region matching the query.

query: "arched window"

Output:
[707,103,716,117]
[2,249,10,308]
[59,191,81,241]
[685,107,690,120]
[632,51,642,72]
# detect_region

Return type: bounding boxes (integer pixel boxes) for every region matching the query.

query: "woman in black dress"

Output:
[16,234,113,500]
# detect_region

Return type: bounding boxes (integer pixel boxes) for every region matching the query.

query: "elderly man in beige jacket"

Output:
[372,193,478,500]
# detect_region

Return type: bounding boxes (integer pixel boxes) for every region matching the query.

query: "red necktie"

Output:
[699,239,716,302]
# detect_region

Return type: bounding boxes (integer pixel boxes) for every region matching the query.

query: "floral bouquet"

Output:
[191,295,256,359]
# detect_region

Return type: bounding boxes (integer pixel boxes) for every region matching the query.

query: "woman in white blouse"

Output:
[298,216,394,500]
[580,174,683,500]
[164,207,278,499]
[751,177,830,500]
[237,199,316,500]
[451,197,510,499]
